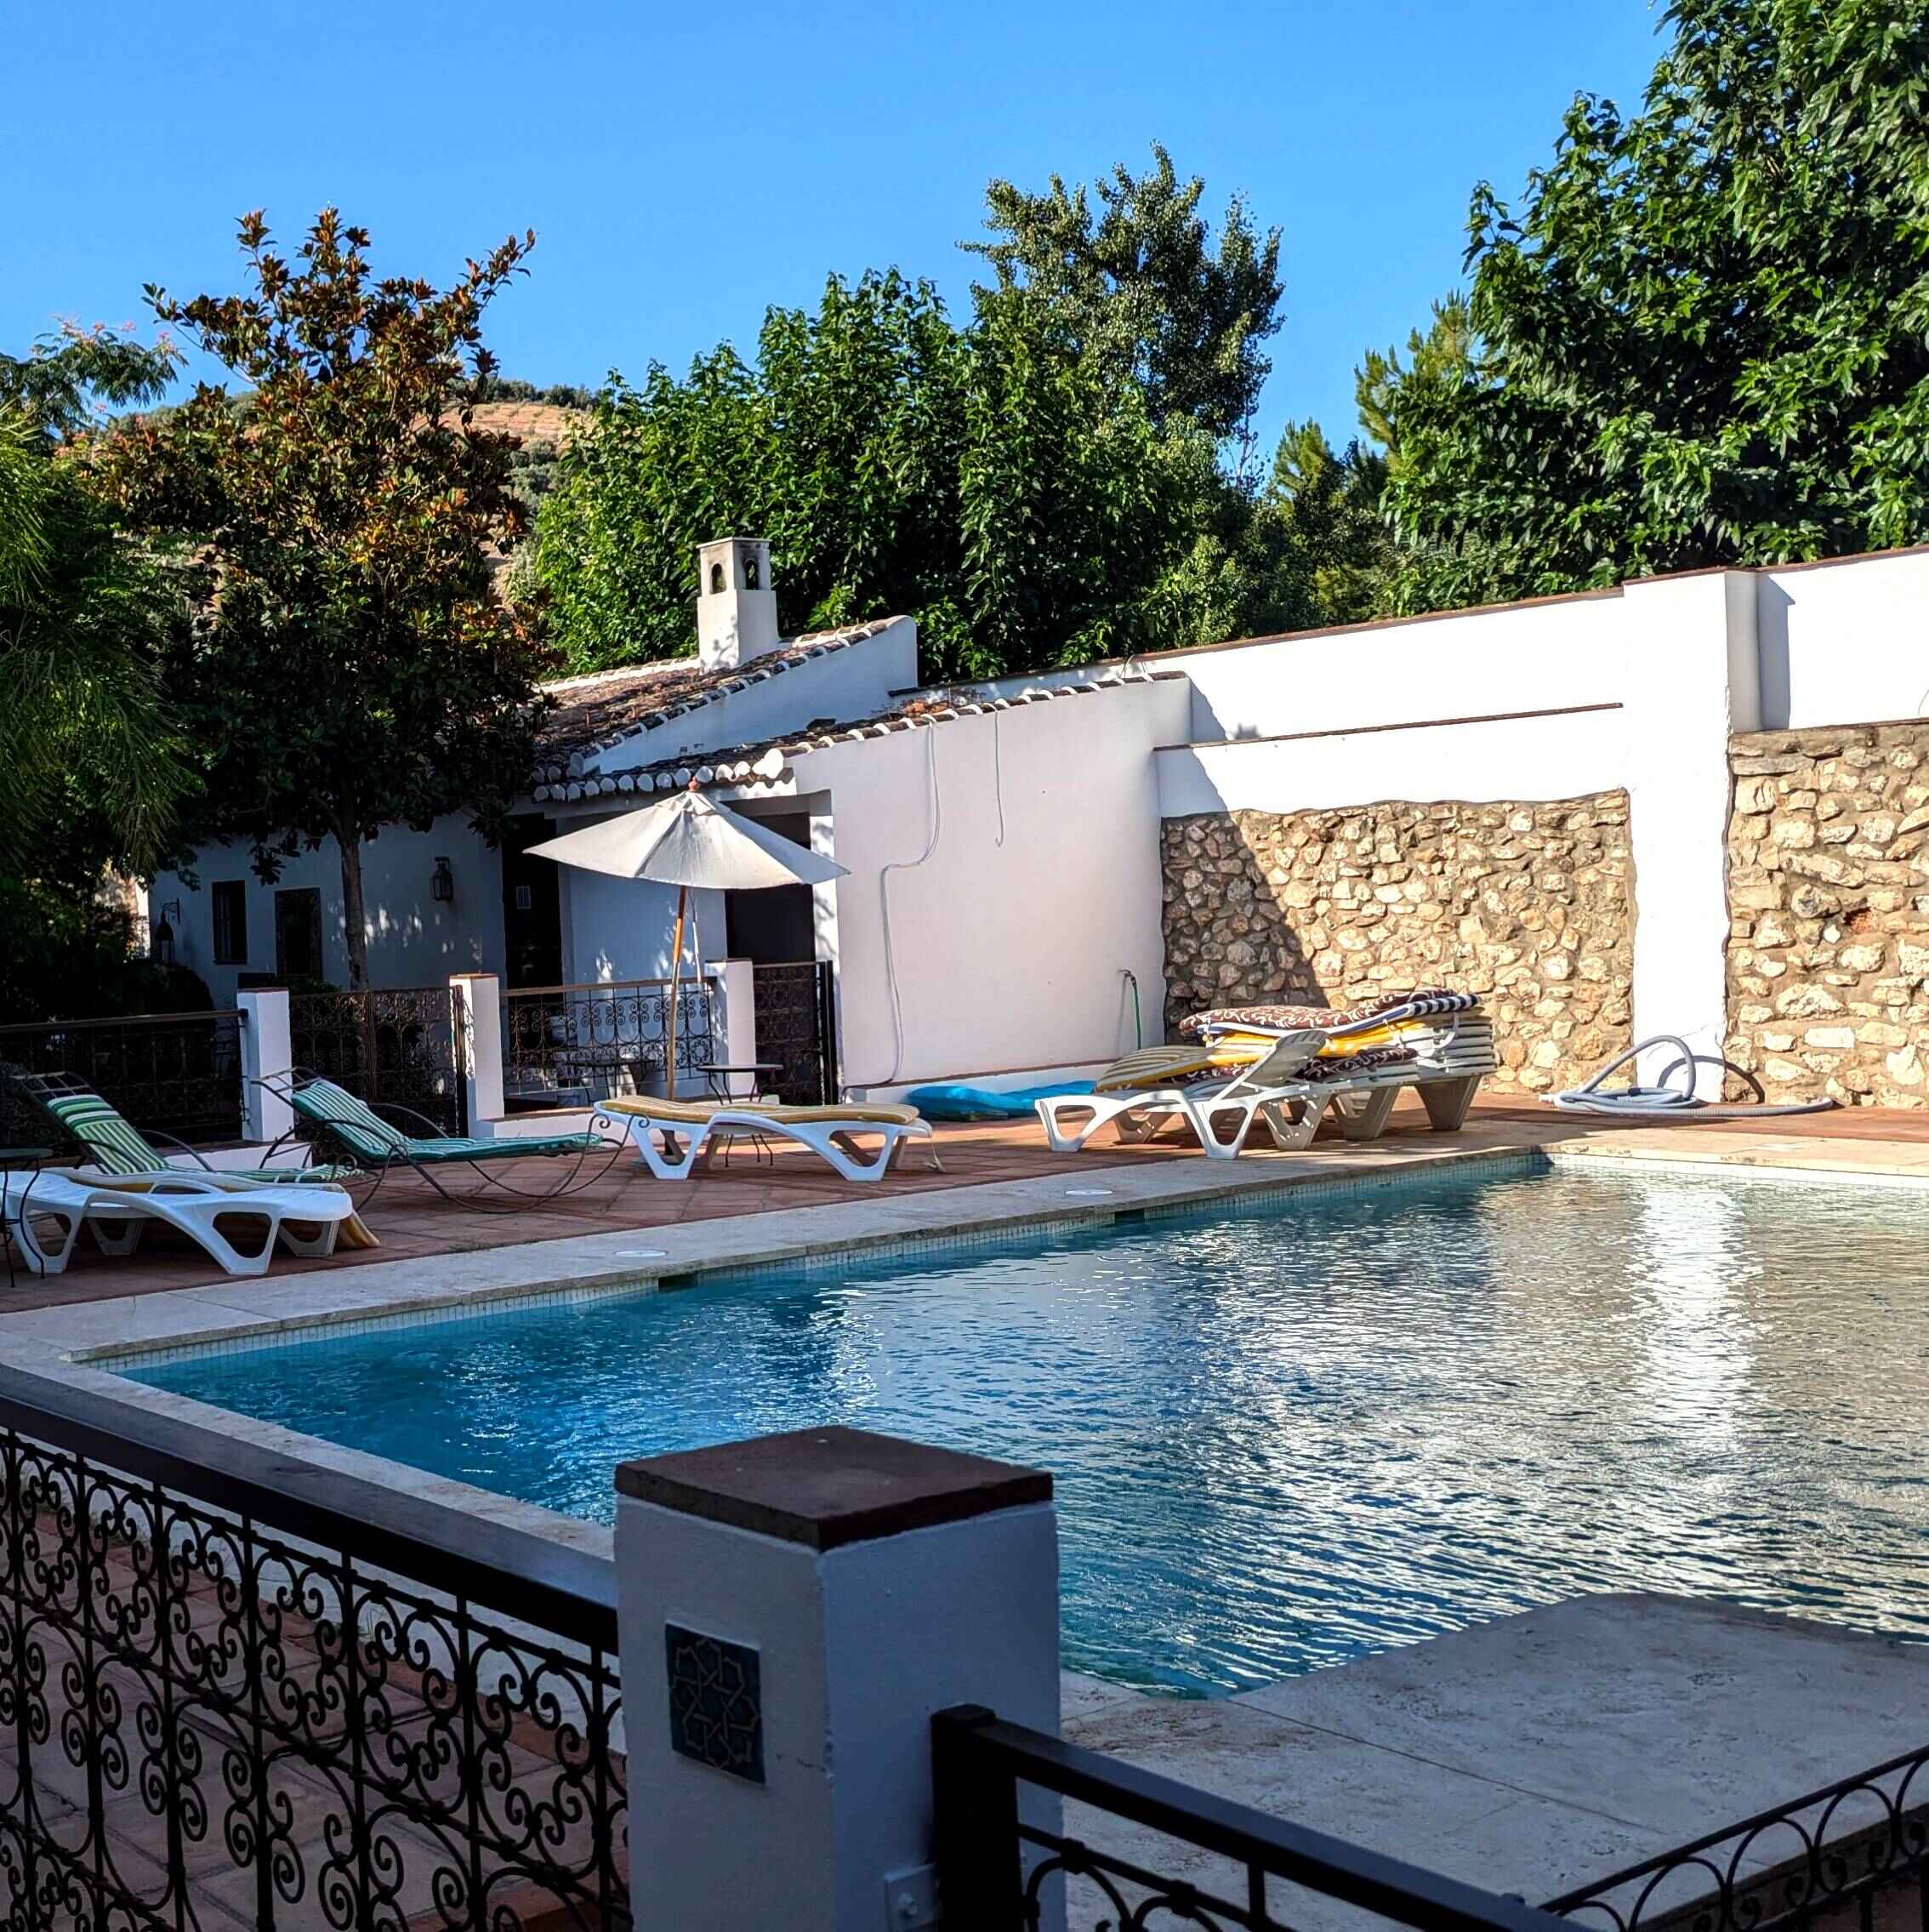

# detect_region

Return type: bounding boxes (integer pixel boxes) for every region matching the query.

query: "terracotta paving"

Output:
[3,1098,1926,1316]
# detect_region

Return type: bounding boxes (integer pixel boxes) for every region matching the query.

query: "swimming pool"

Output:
[128,1159,1929,1696]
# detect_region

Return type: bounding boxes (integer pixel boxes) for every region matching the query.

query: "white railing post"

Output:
[236,988,293,1149]
[713,958,759,1098]
[614,1428,1063,1932]
[451,972,504,1132]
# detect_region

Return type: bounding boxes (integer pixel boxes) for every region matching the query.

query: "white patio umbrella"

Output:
[526,785,846,1096]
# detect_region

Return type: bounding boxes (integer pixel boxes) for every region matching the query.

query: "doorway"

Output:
[501,816,564,987]
[723,812,816,966]
[273,888,324,983]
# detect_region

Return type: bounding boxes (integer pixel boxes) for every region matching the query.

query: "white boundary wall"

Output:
[1151,571,1772,1091]
[1755,548,1929,729]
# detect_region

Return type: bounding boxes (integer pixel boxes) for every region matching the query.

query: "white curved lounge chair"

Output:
[1,1168,358,1278]
[604,1097,941,1184]
[1036,1023,1495,1160]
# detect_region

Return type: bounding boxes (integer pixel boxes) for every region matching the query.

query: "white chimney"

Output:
[696,537,780,672]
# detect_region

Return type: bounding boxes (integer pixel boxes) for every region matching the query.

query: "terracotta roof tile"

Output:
[532,666,1183,803]
[532,618,905,776]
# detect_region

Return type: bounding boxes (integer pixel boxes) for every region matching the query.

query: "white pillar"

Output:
[451,972,504,1131]
[1620,571,1758,1095]
[614,1427,1062,1932]
[236,987,293,1149]
[713,958,759,1098]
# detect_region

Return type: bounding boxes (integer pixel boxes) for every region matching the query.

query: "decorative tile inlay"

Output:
[665,1623,765,1782]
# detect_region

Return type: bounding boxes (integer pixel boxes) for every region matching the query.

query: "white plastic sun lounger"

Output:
[604,1097,942,1184]
[1,1168,358,1278]
[1037,1022,1495,1160]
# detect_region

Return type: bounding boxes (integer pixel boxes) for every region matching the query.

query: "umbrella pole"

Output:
[665,883,687,1100]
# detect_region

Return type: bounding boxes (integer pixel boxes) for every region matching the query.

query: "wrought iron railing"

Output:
[0,1010,245,1146]
[287,986,465,1134]
[502,978,714,1109]
[1546,1742,1929,1932]
[0,1390,628,1931]
[932,1706,1572,1932]
[750,960,837,1105]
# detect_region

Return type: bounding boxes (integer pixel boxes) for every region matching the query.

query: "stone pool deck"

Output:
[1061,1593,1929,1923]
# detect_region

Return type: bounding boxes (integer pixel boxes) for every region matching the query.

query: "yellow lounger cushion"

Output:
[603,1097,924,1128]
[1094,1046,1255,1092]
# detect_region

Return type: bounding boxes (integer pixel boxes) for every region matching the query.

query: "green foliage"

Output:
[482,376,600,410]
[104,210,553,989]
[965,142,1283,447]
[534,151,1351,681]
[1377,0,1929,610]
[0,326,193,885]
[534,268,1197,681]
[1266,422,1397,628]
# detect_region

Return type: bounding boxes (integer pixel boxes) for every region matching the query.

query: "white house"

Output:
[150,536,1929,1114]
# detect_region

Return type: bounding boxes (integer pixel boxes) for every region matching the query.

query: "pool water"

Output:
[129,1160,1929,1697]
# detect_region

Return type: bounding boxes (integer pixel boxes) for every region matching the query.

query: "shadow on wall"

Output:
[1159,821,1328,1033]
[1756,579,1793,732]
[1158,797,1636,1092]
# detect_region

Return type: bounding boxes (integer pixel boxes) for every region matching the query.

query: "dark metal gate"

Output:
[287,985,467,1133]
[0,1011,245,1146]
[752,960,838,1105]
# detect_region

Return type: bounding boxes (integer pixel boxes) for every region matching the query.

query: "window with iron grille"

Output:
[211,880,247,963]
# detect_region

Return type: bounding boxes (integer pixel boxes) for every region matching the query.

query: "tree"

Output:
[0,326,192,879]
[964,142,1283,450]
[534,268,1192,681]
[1377,0,1929,611]
[104,210,552,992]
[1266,421,1396,628]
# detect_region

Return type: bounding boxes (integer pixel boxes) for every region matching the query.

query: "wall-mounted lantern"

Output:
[431,856,455,904]
[152,898,181,966]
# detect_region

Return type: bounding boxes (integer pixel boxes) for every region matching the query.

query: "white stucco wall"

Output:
[148,816,504,1003]
[559,863,728,987]
[1175,589,1633,745]
[1156,707,1631,818]
[1753,548,1929,729]
[765,678,1191,1091]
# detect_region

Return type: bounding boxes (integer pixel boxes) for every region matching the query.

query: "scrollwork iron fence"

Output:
[287,988,465,1135]
[0,1011,244,1147]
[501,979,714,1110]
[935,1706,1929,1932]
[1546,1741,1929,1932]
[0,1391,628,1931]
[932,1705,1571,1932]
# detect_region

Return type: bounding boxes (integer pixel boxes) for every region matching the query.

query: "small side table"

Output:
[690,1063,785,1103]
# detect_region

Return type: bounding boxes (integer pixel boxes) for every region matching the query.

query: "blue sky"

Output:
[7,2,1664,456]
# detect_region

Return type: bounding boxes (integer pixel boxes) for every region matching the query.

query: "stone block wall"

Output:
[1725,722,1929,1105]
[1160,795,1635,1094]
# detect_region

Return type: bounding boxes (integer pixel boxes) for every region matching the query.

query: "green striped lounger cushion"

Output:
[293,1080,600,1163]
[288,1080,411,1160]
[43,1092,165,1175]
[402,1133,604,1163]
